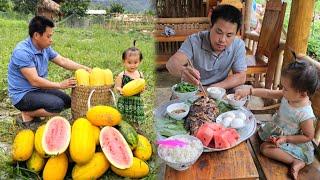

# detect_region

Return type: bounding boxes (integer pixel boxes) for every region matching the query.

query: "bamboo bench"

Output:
[154,17,210,65]
[249,132,320,180]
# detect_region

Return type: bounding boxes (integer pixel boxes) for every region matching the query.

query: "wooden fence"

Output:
[57,13,154,32]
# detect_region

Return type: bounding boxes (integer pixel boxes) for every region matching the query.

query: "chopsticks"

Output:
[186,58,208,98]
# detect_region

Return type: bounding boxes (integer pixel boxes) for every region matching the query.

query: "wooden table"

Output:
[165,142,259,180]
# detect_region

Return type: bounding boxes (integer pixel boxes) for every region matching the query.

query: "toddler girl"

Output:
[115,41,145,128]
[235,58,319,179]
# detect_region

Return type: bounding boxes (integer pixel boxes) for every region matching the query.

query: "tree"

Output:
[60,0,90,17]
[12,0,37,14]
[110,2,124,13]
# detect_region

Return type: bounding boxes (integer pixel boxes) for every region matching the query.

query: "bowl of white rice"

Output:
[157,134,203,171]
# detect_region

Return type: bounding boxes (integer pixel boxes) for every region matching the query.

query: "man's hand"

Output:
[181,66,201,85]
[59,77,77,89]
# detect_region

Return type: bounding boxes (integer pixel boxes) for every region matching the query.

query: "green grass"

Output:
[0,17,158,179]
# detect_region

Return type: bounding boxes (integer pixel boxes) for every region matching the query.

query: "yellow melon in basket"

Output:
[103,69,114,85]
[75,69,89,86]
[89,68,105,86]
[122,78,145,96]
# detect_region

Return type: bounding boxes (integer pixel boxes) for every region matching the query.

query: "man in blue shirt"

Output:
[8,16,90,125]
[166,5,247,90]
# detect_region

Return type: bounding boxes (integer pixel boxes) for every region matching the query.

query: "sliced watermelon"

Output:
[42,116,71,156]
[205,122,225,132]
[214,134,231,149]
[100,126,133,169]
[225,128,240,140]
[196,125,215,146]
[221,131,237,146]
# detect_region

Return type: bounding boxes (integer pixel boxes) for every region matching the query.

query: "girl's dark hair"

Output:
[210,4,242,32]
[282,57,320,96]
[29,16,54,37]
[122,40,143,61]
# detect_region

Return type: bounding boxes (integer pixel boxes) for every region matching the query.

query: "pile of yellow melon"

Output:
[12,106,152,179]
[75,68,113,86]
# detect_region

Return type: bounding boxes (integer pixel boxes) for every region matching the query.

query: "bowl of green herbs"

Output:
[172,82,198,101]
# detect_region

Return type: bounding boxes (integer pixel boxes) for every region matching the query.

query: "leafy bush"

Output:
[110,2,125,13]
[308,21,320,59]
[12,0,37,15]
[60,0,90,17]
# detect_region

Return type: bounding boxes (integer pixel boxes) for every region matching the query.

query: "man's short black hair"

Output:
[211,5,242,32]
[29,16,54,37]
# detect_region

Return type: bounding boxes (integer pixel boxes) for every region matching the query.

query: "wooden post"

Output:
[244,0,253,33]
[283,0,315,65]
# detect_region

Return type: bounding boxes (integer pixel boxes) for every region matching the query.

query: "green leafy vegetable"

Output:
[174,82,197,93]
[155,116,188,137]
[216,100,235,114]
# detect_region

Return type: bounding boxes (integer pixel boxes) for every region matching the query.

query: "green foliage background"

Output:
[60,0,91,17]
[254,0,320,60]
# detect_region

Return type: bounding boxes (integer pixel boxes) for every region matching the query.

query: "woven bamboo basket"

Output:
[71,85,116,120]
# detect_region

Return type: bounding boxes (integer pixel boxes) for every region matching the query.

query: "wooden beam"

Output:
[283,0,315,66]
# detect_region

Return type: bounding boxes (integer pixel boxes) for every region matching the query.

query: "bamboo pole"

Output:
[283,0,315,65]
[244,0,253,33]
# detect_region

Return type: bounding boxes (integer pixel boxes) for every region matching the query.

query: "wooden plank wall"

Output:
[156,0,205,18]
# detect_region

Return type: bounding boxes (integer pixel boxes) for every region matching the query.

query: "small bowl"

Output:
[166,103,190,120]
[207,87,226,100]
[226,94,247,108]
[157,134,203,171]
[172,84,198,101]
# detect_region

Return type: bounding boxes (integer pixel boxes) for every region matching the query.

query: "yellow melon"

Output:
[89,68,105,86]
[122,78,146,96]
[69,118,95,165]
[72,152,110,179]
[103,69,114,85]
[12,129,34,161]
[75,69,89,86]
[86,106,122,126]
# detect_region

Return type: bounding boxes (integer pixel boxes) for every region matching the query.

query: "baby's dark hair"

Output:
[122,40,143,61]
[282,58,320,96]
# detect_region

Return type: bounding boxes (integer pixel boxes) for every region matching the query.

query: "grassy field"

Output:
[0,17,158,179]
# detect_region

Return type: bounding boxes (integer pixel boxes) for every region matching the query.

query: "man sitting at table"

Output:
[166,5,247,91]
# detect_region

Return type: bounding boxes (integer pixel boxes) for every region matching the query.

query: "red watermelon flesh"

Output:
[100,126,133,169]
[221,131,237,146]
[225,128,240,140]
[42,116,71,155]
[205,122,225,132]
[213,134,231,149]
[197,122,240,149]
[196,125,215,146]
